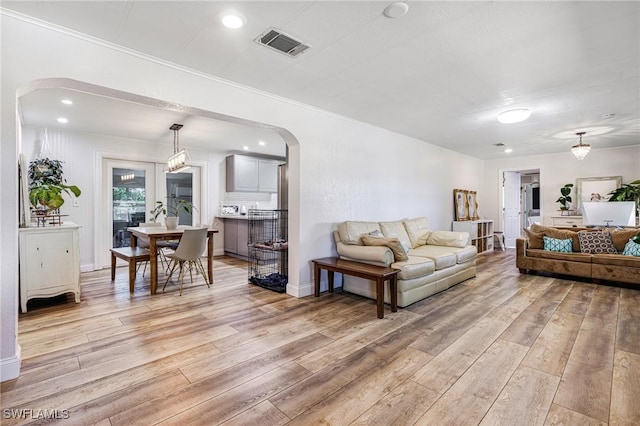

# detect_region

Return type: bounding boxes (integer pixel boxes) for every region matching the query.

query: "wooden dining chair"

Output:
[162,227,210,295]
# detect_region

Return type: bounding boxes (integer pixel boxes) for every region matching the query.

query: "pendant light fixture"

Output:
[166,123,190,173]
[571,131,591,160]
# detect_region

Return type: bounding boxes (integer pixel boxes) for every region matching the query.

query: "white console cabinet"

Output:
[19,222,81,312]
[550,216,583,227]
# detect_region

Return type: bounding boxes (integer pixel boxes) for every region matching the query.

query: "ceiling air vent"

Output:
[255,28,311,58]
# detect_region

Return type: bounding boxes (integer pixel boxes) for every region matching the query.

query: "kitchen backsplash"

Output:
[224,192,278,210]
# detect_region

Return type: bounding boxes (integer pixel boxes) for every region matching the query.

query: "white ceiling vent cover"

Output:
[255,28,311,57]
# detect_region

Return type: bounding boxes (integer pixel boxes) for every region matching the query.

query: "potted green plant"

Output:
[556,183,574,215]
[28,158,81,219]
[607,179,640,220]
[150,199,195,229]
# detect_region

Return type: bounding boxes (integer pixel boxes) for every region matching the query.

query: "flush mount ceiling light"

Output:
[384,2,409,18]
[221,12,246,29]
[497,108,531,124]
[61,99,73,105]
[57,117,68,124]
[571,131,591,160]
[166,123,190,173]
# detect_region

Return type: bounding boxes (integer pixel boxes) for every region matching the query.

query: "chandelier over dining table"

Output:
[167,123,190,173]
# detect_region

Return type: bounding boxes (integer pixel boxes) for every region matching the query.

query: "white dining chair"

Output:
[162,227,210,295]
[136,222,165,275]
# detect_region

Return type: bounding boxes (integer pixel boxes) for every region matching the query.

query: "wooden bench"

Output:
[312,257,399,319]
[110,247,151,292]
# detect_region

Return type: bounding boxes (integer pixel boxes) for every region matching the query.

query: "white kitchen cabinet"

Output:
[226,155,281,193]
[257,159,279,192]
[452,219,494,254]
[19,222,81,312]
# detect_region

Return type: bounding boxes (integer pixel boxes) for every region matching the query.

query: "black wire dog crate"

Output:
[248,209,288,293]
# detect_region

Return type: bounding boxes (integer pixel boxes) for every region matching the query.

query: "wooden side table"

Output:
[312,257,399,319]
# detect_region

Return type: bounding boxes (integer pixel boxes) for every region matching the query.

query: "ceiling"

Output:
[4,1,639,160]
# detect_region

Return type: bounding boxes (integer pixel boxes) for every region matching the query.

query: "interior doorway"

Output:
[501,168,541,248]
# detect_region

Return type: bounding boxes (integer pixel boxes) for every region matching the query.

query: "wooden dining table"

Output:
[127,225,219,294]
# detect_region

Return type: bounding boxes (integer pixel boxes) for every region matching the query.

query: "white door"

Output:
[163,167,202,227]
[98,159,156,269]
[503,171,521,248]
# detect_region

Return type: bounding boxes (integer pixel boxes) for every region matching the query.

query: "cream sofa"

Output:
[333,218,477,307]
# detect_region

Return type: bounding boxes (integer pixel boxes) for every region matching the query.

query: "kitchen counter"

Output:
[218,215,250,220]
[217,213,278,221]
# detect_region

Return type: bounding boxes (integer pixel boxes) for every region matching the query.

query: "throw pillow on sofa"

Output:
[361,235,409,262]
[608,228,640,252]
[543,236,572,253]
[578,230,617,254]
[622,238,640,256]
[523,228,544,249]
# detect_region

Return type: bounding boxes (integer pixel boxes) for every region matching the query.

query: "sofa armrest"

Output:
[516,237,528,257]
[335,241,394,266]
[426,230,470,248]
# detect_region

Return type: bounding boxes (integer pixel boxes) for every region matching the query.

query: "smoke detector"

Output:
[255,28,311,58]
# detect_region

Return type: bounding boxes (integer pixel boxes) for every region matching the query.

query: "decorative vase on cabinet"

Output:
[19,222,81,312]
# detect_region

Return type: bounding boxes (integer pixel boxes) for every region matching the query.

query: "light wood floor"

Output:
[2,251,639,425]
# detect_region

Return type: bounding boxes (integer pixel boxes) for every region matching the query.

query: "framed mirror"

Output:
[575,176,622,214]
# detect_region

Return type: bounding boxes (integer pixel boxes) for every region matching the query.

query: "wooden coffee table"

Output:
[312,257,399,319]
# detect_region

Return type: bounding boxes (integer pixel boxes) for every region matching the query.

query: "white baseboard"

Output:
[80,263,95,273]
[287,280,313,298]
[0,344,21,382]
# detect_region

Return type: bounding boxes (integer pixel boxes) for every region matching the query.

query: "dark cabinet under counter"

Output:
[221,217,249,259]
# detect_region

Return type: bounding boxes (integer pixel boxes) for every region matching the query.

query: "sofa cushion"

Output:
[609,228,640,252]
[578,230,617,254]
[407,245,457,270]
[523,228,544,249]
[361,235,408,261]
[391,256,436,279]
[379,221,412,250]
[592,253,640,267]
[543,236,572,253]
[526,249,593,263]
[426,230,469,248]
[403,217,432,248]
[622,238,640,256]
[411,244,477,264]
[339,221,381,245]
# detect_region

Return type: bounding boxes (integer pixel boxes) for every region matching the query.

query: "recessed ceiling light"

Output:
[221,12,246,29]
[258,140,266,146]
[497,109,531,124]
[61,99,73,105]
[504,148,513,153]
[57,117,68,124]
[242,146,249,151]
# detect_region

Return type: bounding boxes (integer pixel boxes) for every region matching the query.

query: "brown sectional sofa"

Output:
[516,224,640,285]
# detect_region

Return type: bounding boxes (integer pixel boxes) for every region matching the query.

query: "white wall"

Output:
[482,146,640,230]
[1,13,483,380]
